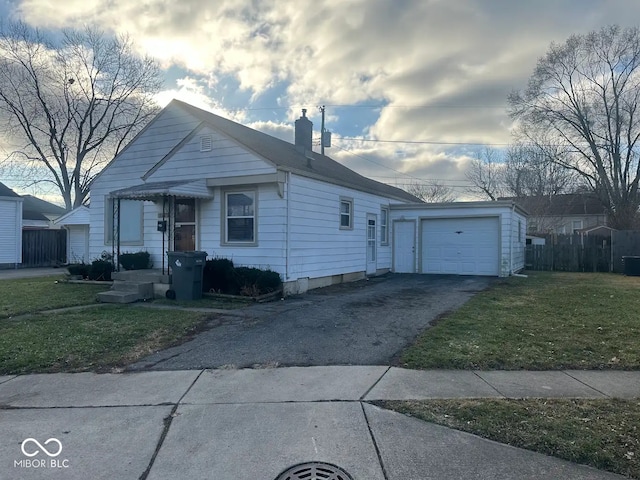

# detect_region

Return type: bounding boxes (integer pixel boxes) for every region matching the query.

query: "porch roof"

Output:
[109,179,213,200]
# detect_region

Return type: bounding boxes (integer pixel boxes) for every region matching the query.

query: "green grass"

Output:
[0,276,107,318]
[378,399,640,479]
[401,272,640,370]
[0,305,207,374]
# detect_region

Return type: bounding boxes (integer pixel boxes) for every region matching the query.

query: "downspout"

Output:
[509,203,515,276]
[285,171,291,281]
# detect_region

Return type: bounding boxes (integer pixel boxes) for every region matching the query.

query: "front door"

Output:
[366,214,377,275]
[174,198,197,251]
[393,220,416,273]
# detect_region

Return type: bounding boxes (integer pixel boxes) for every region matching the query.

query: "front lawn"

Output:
[401,272,640,370]
[0,305,208,374]
[379,399,640,479]
[0,276,106,318]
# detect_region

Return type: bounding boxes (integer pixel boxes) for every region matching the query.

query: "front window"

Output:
[105,197,144,245]
[225,191,256,243]
[340,198,353,229]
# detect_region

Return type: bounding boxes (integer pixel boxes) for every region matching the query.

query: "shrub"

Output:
[87,252,114,281]
[67,263,89,278]
[201,258,281,296]
[119,251,152,270]
[233,266,282,296]
[203,258,235,293]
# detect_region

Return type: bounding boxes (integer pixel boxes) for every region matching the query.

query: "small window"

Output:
[200,135,212,152]
[104,197,144,245]
[572,220,583,233]
[224,190,256,244]
[518,219,522,243]
[339,197,353,230]
[380,207,389,245]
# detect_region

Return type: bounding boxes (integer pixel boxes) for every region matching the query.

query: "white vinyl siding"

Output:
[0,198,22,265]
[67,225,89,263]
[287,175,399,280]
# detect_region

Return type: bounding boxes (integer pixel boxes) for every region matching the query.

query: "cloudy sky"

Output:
[4,0,640,201]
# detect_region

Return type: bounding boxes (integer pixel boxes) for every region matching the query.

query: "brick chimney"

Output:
[294,109,313,151]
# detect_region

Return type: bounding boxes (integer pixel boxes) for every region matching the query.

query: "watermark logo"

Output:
[21,438,62,457]
[14,438,69,469]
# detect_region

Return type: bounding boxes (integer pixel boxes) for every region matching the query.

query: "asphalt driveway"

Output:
[129,274,493,371]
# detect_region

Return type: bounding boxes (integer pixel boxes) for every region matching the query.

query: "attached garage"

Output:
[390,201,527,277]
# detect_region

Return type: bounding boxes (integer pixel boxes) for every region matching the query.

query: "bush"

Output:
[87,252,114,281]
[203,258,235,293]
[67,263,89,278]
[201,258,281,296]
[119,251,152,270]
[233,267,282,296]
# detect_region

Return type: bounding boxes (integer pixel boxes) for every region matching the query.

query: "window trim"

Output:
[221,188,258,246]
[339,197,354,230]
[104,196,144,246]
[380,206,390,245]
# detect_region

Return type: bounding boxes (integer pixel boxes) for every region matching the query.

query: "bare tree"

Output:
[509,25,640,229]
[465,147,505,200]
[503,142,578,197]
[0,23,162,209]
[405,180,457,203]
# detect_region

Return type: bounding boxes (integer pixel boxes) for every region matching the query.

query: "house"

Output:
[89,100,526,294]
[503,194,607,234]
[54,206,90,263]
[21,194,66,229]
[0,182,23,268]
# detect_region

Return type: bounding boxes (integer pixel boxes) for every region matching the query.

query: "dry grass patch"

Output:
[378,398,640,479]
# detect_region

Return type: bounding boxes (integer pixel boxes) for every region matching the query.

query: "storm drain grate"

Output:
[274,461,354,480]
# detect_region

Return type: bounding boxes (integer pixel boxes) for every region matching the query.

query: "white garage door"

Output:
[421,217,500,276]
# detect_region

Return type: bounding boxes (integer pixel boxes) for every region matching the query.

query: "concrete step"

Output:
[112,270,170,284]
[111,281,154,299]
[96,291,141,304]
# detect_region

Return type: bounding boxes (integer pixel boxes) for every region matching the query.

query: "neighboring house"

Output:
[21,194,66,229]
[89,100,526,293]
[54,206,90,263]
[0,182,23,268]
[503,194,607,234]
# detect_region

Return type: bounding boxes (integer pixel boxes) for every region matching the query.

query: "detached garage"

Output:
[390,201,527,277]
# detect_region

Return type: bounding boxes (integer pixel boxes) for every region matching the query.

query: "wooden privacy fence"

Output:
[526,231,640,273]
[22,229,67,267]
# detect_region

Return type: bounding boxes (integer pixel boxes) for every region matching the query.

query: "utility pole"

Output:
[319,105,326,156]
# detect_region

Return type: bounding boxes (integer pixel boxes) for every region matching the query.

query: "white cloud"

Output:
[13,0,640,194]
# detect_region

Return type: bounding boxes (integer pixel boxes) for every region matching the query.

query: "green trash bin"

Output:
[167,251,208,300]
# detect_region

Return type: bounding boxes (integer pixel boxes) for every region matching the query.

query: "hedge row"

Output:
[203,258,281,296]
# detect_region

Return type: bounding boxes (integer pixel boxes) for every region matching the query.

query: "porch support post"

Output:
[116,197,121,272]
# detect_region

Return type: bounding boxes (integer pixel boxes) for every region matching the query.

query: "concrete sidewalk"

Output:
[1,367,635,480]
[0,267,66,279]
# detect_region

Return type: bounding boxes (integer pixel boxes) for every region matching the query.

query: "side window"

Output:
[339,197,353,230]
[380,207,389,245]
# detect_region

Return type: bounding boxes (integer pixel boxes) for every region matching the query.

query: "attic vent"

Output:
[200,135,212,152]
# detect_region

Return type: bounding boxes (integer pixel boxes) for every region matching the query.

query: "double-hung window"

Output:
[224,190,256,244]
[380,207,389,245]
[340,197,353,229]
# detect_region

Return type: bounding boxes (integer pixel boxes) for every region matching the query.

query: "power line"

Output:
[228,103,508,112]
[333,136,511,147]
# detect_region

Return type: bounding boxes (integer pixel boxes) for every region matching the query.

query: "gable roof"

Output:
[0,182,21,198]
[54,205,89,225]
[21,194,66,221]
[163,100,420,203]
[501,194,607,217]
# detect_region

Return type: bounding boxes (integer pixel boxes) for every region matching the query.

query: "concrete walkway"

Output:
[1,367,636,479]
